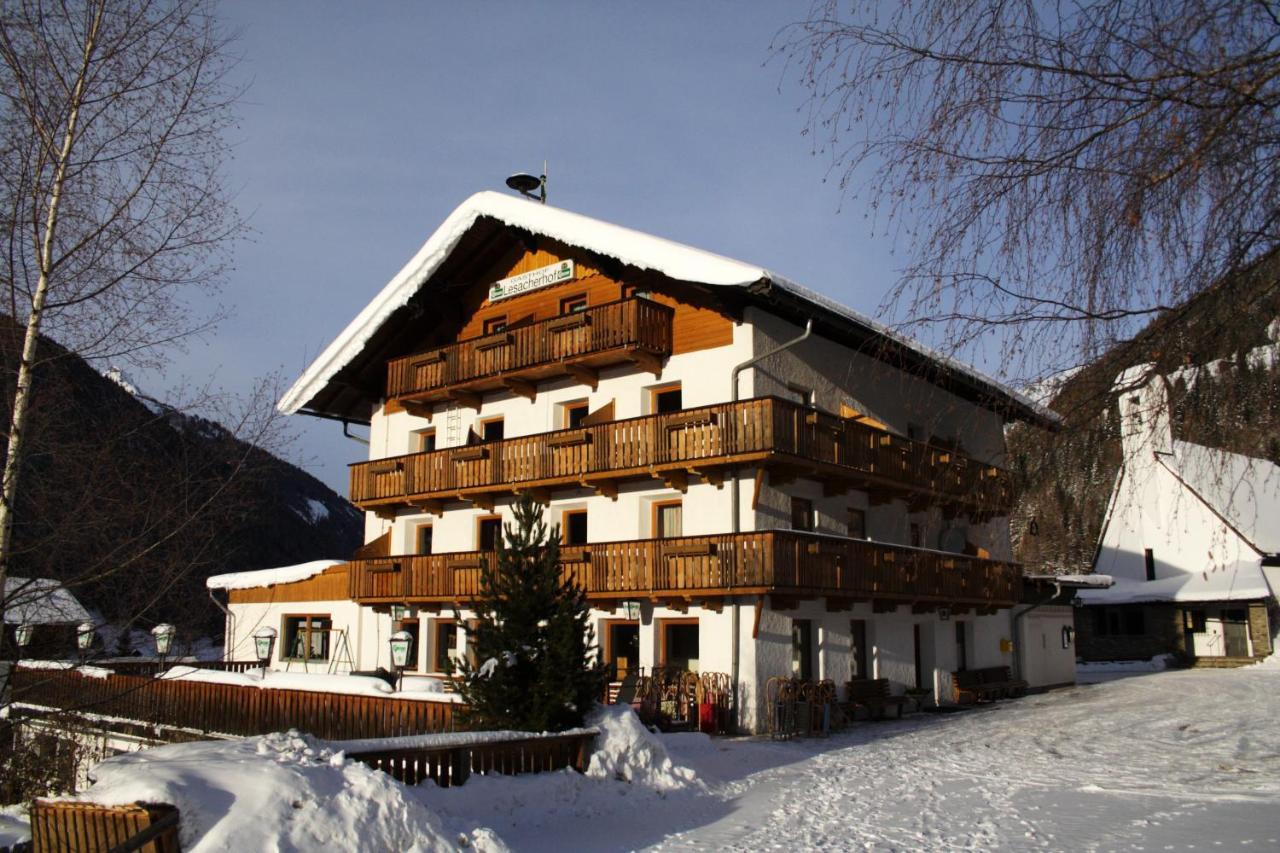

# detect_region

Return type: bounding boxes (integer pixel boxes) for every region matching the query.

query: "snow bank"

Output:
[583,704,698,792]
[205,560,343,591]
[16,660,112,679]
[78,730,462,852]
[157,666,463,703]
[1077,655,1172,673]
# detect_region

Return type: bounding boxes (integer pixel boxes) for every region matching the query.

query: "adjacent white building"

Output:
[212,191,1065,730]
[1078,359,1280,662]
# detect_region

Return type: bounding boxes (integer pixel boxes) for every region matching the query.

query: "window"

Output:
[477,515,503,551]
[791,619,814,681]
[1184,609,1207,633]
[850,620,869,680]
[415,524,433,555]
[650,383,682,414]
[560,293,588,314]
[1093,606,1146,636]
[791,497,814,532]
[654,500,683,538]
[413,429,436,453]
[400,618,421,671]
[910,523,922,548]
[661,619,699,671]
[955,621,968,672]
[483,316,507,335]
[282,615,331,662]
[480,417,505,442]
[432,619,460,673]
[563,509,588,545]
[1144,548,1156,581]
[847,508,867,540]
[561,399,590,429]
[907,423,923,441]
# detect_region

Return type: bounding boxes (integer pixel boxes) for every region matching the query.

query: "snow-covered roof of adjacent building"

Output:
[278,191,1055,427]
[1079,558,1272,605]
[3,576,91,625]
[205,560,344,592]
[1024,573,1115,589]
[1163,441,1280,556]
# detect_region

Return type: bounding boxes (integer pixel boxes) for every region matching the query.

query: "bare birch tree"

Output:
[0,0,240,610]
[776,0,1280,377]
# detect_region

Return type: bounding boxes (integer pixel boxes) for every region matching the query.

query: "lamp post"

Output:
[76,621,95,666]
[389,630,413,691]
[253,626,277,675]
[151,623,175,674]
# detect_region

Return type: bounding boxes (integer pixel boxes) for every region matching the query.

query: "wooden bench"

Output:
[844,678,908,720]
[951,666,1028,705]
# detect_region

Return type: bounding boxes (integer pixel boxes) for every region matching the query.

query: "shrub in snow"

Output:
[584,705,698,793]
[454,493,607,732]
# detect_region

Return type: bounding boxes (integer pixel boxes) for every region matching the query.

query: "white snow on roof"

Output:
[1024,573,1114,589]
[1163,441,1280,555]
[1079,558,1272,605]
[3,577,91,625]
[205,560,343,592]
[277,190,1051,423]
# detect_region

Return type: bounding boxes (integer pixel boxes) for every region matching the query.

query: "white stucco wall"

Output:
[1016,605,1077,689]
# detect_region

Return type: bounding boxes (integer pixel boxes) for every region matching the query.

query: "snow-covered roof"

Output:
[1024,573,1115,589]
[205,560,343,592]
[1163,441,1280,556]
[3,576,91,625]
[1079,558,1272,605]
[278,191,1054,426]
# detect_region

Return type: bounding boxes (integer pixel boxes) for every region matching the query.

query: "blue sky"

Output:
[156,3,930,494]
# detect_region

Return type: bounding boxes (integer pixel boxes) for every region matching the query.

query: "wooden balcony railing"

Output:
[347,531,1020,609]
[386,297,674,402]
[351,396,1013,514]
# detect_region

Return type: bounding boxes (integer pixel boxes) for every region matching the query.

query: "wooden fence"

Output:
[350,395,1013,513]
[349,530,1021,608]
[9,667,456,740]
[345,730,597,788]
[29,800,178,853]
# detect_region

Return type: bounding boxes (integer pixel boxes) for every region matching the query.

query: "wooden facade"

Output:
[346,530,1019,610]
[351,396,1014,515]
[227,564,350,604]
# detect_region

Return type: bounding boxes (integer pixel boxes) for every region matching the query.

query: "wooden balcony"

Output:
[386,297,674,406]
[351,396,1013,515]
[347,531,1020,610]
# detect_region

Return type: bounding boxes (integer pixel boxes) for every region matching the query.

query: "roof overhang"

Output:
[278,191,1060,428]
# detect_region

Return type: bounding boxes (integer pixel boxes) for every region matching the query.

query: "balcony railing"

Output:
[386,297,674,402]
[347,531,1020,609]
[351,396,1013,514]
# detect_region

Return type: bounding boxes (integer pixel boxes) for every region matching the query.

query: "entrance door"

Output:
[1223,609,1250,657]
[608,622,640,679]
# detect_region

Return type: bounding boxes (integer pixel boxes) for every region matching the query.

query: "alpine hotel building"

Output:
[216,192,1061,732]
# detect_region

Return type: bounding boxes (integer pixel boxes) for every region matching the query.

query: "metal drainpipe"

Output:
[727,317,813,732]
[207,587,234,662]
[1010,581,1061,682]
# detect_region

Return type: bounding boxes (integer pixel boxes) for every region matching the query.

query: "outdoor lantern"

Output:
[253,626,277,666]
[15,622,34,648]
[937,607,952,622]
[389,630,413,670]
[622,600,641,621]
[390,604,408,622]
[76,621,95,654]
[151,623,175,657]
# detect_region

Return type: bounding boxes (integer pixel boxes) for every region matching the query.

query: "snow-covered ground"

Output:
[6,665,1280,851]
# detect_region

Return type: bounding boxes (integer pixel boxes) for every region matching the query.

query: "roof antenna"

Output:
[505,162,547,204]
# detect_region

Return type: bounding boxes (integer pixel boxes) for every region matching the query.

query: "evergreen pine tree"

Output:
[454,493,608,731]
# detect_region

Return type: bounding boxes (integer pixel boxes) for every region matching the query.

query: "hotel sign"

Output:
[488,260,575,302]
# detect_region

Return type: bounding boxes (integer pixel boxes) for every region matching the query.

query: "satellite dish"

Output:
[506,173,542,194]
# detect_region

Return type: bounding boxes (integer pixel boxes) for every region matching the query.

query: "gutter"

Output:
[727,316,813,732]
[207,587,234,662]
